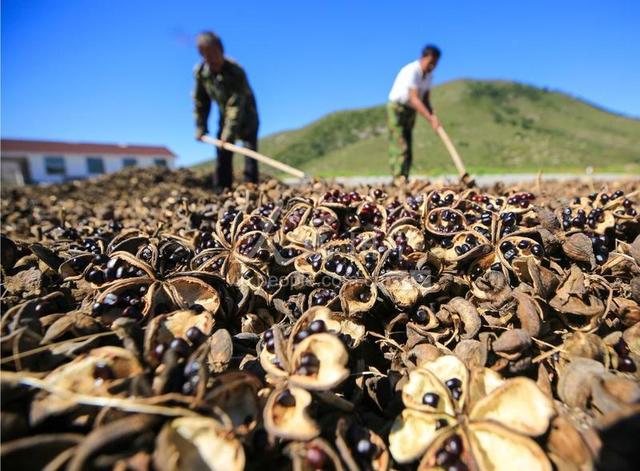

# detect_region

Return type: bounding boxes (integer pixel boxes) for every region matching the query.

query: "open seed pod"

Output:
[205,371,262,435]
[355,200,387,231]
[263,386,320,441]
[339,279,376,316]
[425,188,461,211]
[335,418,389,471]
[292,306,366,349]
[154,416,245,471]
[58,253,95,281]
[30,346,143,424]
[500,191,537,214]
[144,308,214,362]
[289,333,350,390]
[389,355,554,469]
[387,219,426,252]
[496,235,545,270]
[549,266,608,332]
[86,250,155,289]
[424,207,466,236]
[436,230,492,263]
[106,229,150,254]
[281,204,313,240]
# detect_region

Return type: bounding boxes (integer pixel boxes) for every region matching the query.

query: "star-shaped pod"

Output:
[191,211,274,285]
[259,319,350,441]
[91,251,223,321]
[389,355,555,470]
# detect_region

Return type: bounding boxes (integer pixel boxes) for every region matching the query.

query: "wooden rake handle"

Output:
[436,126,468,178]
[201,135,307,179]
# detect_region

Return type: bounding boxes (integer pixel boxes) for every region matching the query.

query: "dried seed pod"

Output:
[454,339,488,369]
[443,297,481,340]
[492,328,532,354]
[208,328,233,373]
[263,386,320,441]
[154,416,245,471]
[335,418,389,471]
[30,346,143,424]
[562,232,595,266]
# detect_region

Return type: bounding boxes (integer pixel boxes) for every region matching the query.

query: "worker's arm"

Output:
[193,68,211,140]
[409,88,440,130]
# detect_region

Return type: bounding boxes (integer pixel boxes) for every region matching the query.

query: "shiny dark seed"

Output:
[444,434,463,457]
[356,439,377,457]
[308,320,326,334]
[277,389,296,407]
[618,357,636,373]
[93,361,114,381]
[186,326,205,344]
[169,337,190,357]
[422,392,440,407]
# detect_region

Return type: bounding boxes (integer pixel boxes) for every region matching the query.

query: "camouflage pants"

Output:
[387,102,416,178]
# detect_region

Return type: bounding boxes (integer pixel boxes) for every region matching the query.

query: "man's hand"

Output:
[429,114,441,131]
[195,131,207,142]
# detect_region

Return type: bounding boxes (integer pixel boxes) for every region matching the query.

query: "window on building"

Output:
[87,157,105,174]
[154,159,167,167]
[45,156,66,175]
[122,158,137,167]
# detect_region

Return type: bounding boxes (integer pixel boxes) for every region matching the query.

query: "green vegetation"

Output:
[193,80,640,177]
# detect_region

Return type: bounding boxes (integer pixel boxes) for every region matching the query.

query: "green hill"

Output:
[194,79,640,177]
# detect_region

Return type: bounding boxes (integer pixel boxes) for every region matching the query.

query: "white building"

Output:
[1,139,176,186]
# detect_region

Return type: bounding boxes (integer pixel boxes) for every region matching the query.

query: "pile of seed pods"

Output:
[1,166,639,470]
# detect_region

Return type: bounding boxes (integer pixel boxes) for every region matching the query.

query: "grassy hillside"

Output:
[194,80,640,177]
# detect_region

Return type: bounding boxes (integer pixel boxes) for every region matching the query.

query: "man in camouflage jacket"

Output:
[193,31,259,188]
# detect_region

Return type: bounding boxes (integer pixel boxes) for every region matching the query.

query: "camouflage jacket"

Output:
[193,58,259,142]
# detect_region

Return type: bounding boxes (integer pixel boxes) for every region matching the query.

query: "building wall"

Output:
[1,151,175,184]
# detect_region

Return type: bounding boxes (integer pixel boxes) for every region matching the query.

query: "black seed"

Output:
[169,337,190,357]
[436,449,455,466]
[435,418,449,430]
[444,434,463,457]
[618,357,636,373]
[103,293,119,306]
[186,326,205,344]
[295,329,310,343]
[300,352,320,368]
[500,241,514,252]
[422,392,440,407]
[277,389,296,407]
[445,378,462,391]
[356,438,377,458]
[93,361,115,381]
[308,320,326,334]
[531,244,544,256]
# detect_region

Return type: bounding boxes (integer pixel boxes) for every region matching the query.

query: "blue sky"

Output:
[2,0,639,166]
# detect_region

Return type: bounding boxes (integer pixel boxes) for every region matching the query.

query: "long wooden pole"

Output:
[201,136,306,179]
[436,126,467,178]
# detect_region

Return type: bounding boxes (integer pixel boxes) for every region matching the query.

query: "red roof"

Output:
[1,139,175,157]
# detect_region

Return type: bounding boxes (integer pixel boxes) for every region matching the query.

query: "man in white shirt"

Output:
[387,45,441,179]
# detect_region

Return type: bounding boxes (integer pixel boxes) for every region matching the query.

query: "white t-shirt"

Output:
[388,60,433,104]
